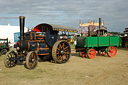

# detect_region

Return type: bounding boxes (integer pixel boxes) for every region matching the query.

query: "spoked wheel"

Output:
[1,49,8,55]
[4,51,17,68]
[107,46,117,57]
[98,50,106,56]
[26,51,38,69]
[79,52,86,58]
[87,49,96,59]
[52,41,71,64]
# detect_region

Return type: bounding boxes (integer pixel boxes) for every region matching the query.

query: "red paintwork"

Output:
[87,49,96,59]
[107,46,117,57]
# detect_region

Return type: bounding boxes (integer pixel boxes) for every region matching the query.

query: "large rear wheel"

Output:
[52,41,71,63]
[26,51,38,69]
[4,51,17,68]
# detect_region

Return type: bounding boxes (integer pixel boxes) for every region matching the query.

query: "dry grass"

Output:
[0,47,128,85]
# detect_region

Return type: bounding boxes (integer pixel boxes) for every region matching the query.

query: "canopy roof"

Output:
[96,29,108,32]
[33,23,78,33]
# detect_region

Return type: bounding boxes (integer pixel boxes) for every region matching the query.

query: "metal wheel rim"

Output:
[87,49,96,59]
[52,41,71,63]
[80,52,86,57]
[107,46,117,57]
[4,51,17,68]
[26,51,38,69]
[1,49,7,55]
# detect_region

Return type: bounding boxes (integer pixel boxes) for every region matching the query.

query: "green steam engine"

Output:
[75,18,121,59]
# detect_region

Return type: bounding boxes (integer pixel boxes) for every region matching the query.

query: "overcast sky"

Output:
[0,0,128,32]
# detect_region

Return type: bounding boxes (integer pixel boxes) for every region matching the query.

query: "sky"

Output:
[0,0,128,33]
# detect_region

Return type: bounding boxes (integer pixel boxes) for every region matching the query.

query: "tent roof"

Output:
[33,23,78,33]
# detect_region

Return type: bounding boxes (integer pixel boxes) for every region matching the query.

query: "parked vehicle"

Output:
[75,18,121,59]
[124,36,128,48]
[4,16,77,69]
[119,34,128,48]
[0,38,9,56]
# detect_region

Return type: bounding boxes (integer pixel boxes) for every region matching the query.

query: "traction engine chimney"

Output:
[99,18,101,30]
[19,16,25,40]
[98,18,102,36]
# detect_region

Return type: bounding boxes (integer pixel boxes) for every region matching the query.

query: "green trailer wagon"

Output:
[75,36,121,59]
[0,38,9,56]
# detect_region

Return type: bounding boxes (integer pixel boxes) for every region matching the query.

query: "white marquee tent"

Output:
[0,24,27,43]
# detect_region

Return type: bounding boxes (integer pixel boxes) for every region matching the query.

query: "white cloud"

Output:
[0,0,128,32]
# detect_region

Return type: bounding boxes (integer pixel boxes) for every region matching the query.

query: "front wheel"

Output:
[25,51,38,69]
[52,41,71,64]
[4,51,17,68]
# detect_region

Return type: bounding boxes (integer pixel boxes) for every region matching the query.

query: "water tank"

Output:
[76,36,85,47]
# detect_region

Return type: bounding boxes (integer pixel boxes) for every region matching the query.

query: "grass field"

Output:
[0,47,128,85]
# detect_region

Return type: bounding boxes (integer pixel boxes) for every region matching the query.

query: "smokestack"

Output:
[99,18,101,30]
[19,16,25,40]
[88,26,91,37]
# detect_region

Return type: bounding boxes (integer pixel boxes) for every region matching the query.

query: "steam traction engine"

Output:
[4,16,77,69]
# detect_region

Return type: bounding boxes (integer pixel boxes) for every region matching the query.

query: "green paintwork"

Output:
[109,36,121,46]
[0,43,6,48]
[85,37,98,47]
[98,37,109,47]
[0,39,8,49]
[76,36,121,48]
[76,36,85,48]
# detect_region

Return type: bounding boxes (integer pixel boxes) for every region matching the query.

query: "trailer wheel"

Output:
[87,49,96,59]
[26,51,38,69]
[0,49,8,55]
[98,50,106,56]
[79,52,86,57]
[52,41,71,64]
[4,51,17,68]
[107,46,117,57]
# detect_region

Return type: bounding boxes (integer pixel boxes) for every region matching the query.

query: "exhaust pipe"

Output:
[88,26,91,37]
[99,18,101,30]
[19,16,25,40]
[97,18,102,36]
